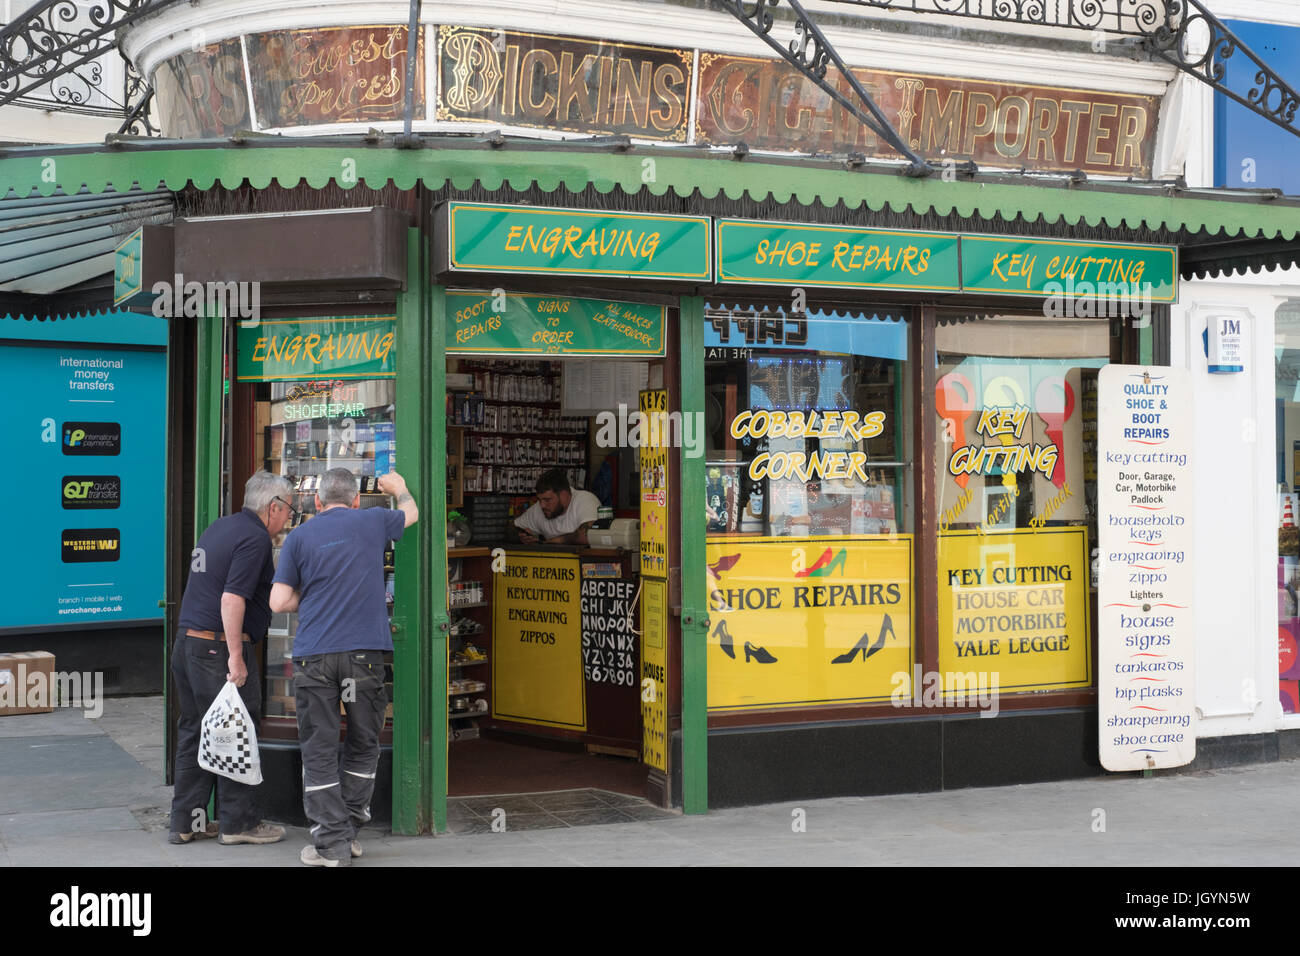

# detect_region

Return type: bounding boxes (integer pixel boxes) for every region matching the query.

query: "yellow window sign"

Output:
[492,552,586,730]
[937,526,1092,694]
[706,536,913,711]
[641,577,669,772]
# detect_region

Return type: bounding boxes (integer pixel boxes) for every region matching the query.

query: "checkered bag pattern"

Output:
[198,681,263,785]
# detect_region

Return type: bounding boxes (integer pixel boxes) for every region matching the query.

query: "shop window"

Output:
[251,377,399,732]
[704,304,914,712]
[1275,301,1300,715]
[934,311,1113,701]
[234,314,401,736]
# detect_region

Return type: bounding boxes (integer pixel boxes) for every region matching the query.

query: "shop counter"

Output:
[446,545,640,754]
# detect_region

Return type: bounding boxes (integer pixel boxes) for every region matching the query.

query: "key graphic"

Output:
[936,372,976,489]
[1035,376,1075,488]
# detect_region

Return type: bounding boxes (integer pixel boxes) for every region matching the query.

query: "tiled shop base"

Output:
[446,789,676,833]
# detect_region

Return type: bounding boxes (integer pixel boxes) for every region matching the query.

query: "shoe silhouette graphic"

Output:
[798,548,847,578]
[710,553,741,577]
[795,547,833,578]
[831,613,895,664]
[714,619,736,659]
[744,641,778,664]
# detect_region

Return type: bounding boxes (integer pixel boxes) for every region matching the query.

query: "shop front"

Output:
[10,143,1296,832]
[117,156,1208,824]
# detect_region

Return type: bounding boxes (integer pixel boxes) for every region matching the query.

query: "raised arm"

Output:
[378,470,419,527]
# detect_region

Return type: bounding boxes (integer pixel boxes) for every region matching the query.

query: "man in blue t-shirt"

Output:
[271,467,418,867]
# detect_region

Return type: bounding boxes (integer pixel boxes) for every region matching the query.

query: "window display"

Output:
[933,312,1112,699]
[254,377,398,726]
[704,305,914,712]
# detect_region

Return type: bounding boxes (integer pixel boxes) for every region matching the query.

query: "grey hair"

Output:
[244,470,293,514]
[319,467,359,507]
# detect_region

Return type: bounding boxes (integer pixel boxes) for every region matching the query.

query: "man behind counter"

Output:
[515,468,600,545]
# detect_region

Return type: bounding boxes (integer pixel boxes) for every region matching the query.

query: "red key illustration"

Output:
[1035,376,1075,488]
[936,372,976,489]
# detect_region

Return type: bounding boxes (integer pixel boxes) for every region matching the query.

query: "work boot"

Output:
[301,845,350,867]
[219,822,286,845]
[167,821,220,844]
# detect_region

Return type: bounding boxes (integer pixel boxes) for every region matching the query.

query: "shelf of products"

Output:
[447,557,494,732]
[447,359,589,496]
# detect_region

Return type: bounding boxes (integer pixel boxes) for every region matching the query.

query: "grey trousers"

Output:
[293,650,387,862]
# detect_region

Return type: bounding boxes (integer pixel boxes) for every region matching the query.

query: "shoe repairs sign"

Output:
[1097,365,1195,771]
[705,536,913,711]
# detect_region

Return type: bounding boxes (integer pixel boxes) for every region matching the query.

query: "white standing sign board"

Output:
[1097,365,1195,771]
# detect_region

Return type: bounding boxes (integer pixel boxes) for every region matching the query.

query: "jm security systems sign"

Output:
[1097,365,1195,772]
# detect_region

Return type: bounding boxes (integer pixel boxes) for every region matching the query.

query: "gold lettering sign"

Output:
[436,26,691,142]
[153,38,250,138]
[696,53,1158,178]
[247,25,426,127]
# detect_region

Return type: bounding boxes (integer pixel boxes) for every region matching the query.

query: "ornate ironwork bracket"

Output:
[1,0,183,128]
[714,0,934,176]
[1140,0,1300,142]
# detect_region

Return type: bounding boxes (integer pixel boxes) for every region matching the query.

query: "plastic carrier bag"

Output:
[198,681,263,785]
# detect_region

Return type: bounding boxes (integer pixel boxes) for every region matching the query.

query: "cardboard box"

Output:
[0,651,56,716]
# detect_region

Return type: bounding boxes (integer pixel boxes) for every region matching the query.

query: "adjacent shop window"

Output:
[934,311,1114,700]
[236,316,399,733]
[704,305,914,712]
[1275,301,1300,715]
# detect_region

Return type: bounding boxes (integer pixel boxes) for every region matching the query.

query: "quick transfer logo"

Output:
[62,422,120,455]
[62,476,121,509]
[62,529,120,563]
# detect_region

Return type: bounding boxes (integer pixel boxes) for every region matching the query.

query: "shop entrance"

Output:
[441,302,672,810]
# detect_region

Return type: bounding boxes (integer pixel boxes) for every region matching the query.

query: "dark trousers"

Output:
[294,650,387,862]
[169,636,262,836]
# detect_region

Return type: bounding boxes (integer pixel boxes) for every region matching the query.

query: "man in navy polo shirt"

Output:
[169,470,294,847]
[270,466,418,867]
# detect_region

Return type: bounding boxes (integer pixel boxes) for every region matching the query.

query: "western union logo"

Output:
[61,529,121,563]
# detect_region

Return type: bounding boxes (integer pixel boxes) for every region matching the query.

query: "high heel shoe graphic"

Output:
[795,547,833,578]
[710,553,741,577]
[744,641,778,664]
[831,613,895,664]
[800,548,847,578]
[714,619,736,659]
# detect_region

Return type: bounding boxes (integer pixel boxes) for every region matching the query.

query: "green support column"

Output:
[393,228,432,834]
[193,311,224,535]
[428,285,450,834]
[679,295,708,814]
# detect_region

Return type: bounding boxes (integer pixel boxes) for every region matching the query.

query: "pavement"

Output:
[2,695,1298,867]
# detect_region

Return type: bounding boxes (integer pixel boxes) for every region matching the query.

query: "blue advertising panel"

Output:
[1214,19,1300,194]
[0,340,166,631]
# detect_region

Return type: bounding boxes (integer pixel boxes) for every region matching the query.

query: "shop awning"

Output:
[0,185,173,315]
[1,137,1299,284]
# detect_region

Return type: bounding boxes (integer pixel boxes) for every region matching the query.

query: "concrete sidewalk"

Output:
[1,695,1296,866]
